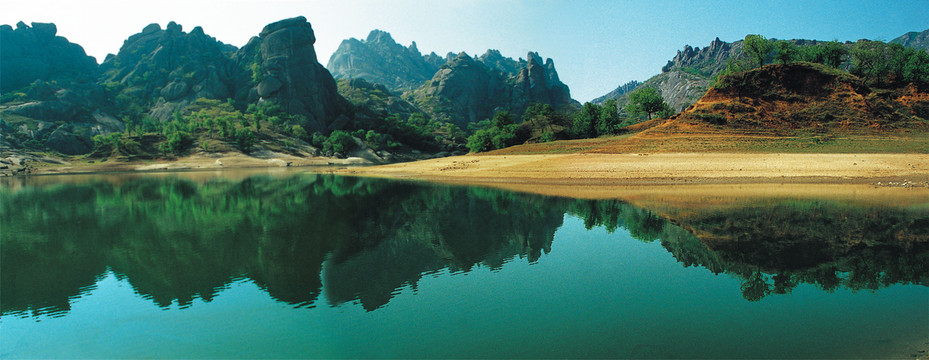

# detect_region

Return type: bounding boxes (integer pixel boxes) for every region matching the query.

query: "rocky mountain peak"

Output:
[98,20,240,120]
[240,16,349,132]
[662,37,742,75]
[365,29,394,44]
[411,49,577,128]
[327,29,439,92]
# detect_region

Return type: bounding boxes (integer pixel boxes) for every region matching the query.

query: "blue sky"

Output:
[4,0,927,101]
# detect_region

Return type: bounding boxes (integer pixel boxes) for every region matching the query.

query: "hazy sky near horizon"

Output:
[4,0,927,102]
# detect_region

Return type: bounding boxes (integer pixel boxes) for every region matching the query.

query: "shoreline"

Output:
[332,152,929,186]
[5,152,929,194]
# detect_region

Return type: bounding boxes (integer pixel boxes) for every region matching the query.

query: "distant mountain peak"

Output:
[327,29,439,93]
[890,28,929,50]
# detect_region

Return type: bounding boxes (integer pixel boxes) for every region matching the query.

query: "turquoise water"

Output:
[1,172,926,358]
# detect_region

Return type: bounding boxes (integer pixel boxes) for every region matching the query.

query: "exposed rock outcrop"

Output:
[327,30,442,92]
[236,16,350,133]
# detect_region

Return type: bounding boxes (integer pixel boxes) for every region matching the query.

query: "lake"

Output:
[1,170,927,358]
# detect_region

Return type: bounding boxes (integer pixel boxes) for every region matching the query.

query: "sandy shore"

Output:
[335,152,929,185]
[6,151,374,176]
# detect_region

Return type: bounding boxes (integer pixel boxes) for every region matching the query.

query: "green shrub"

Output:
[323,130,355,154]
[235,128,256,153]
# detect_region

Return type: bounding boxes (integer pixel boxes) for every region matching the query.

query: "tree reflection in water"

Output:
[1,174,926,318]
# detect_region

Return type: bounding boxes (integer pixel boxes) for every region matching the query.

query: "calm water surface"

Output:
[1,171,927,358]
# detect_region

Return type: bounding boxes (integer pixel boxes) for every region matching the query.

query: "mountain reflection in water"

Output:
[1,173,927,318]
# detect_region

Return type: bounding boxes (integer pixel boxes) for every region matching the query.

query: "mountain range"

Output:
[1,17,927,159]
[327,30,578,129]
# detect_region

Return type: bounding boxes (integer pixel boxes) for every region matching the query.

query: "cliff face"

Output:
[409,51,578,129]
[236,16,350,132]
[326,30,441,93]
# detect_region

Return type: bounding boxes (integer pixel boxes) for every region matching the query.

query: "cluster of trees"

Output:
[465,88,676,153]
[733,34,929,86]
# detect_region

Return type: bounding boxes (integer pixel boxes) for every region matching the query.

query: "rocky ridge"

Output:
[98,21,244,121]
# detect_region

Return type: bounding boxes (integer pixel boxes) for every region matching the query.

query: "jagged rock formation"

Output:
[410,51,577,129]
[0,22,98,93]
[661,37,744,75]
[891,28,929,51]
[2,17,354,156]
[236,16,350,133]
[602,38,746,113]
[98,21,243,121]
[327,30,443,92]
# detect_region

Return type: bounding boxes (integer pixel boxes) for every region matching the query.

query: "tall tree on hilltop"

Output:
[744,34,773,68]
[773,41,799,65]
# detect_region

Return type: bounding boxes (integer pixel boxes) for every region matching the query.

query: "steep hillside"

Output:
[594,37,743,111]
[0,22,117,155]
[654,62,929,135]
[327,30,442,93]
[2,17,365,161]
[98,21,244,122]
[891,28,929,50]
[591,80,640,104]
[409,52,577,129]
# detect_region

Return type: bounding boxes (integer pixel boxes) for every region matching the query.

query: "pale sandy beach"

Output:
[335,152,929,185]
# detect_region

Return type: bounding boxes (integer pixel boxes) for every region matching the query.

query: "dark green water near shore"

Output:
[1,172,927,358]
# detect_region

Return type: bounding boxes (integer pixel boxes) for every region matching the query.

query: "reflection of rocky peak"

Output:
[0,21,98,92]
[98,21,240,120]
[327,29,440,92]
[237,16,350,132]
